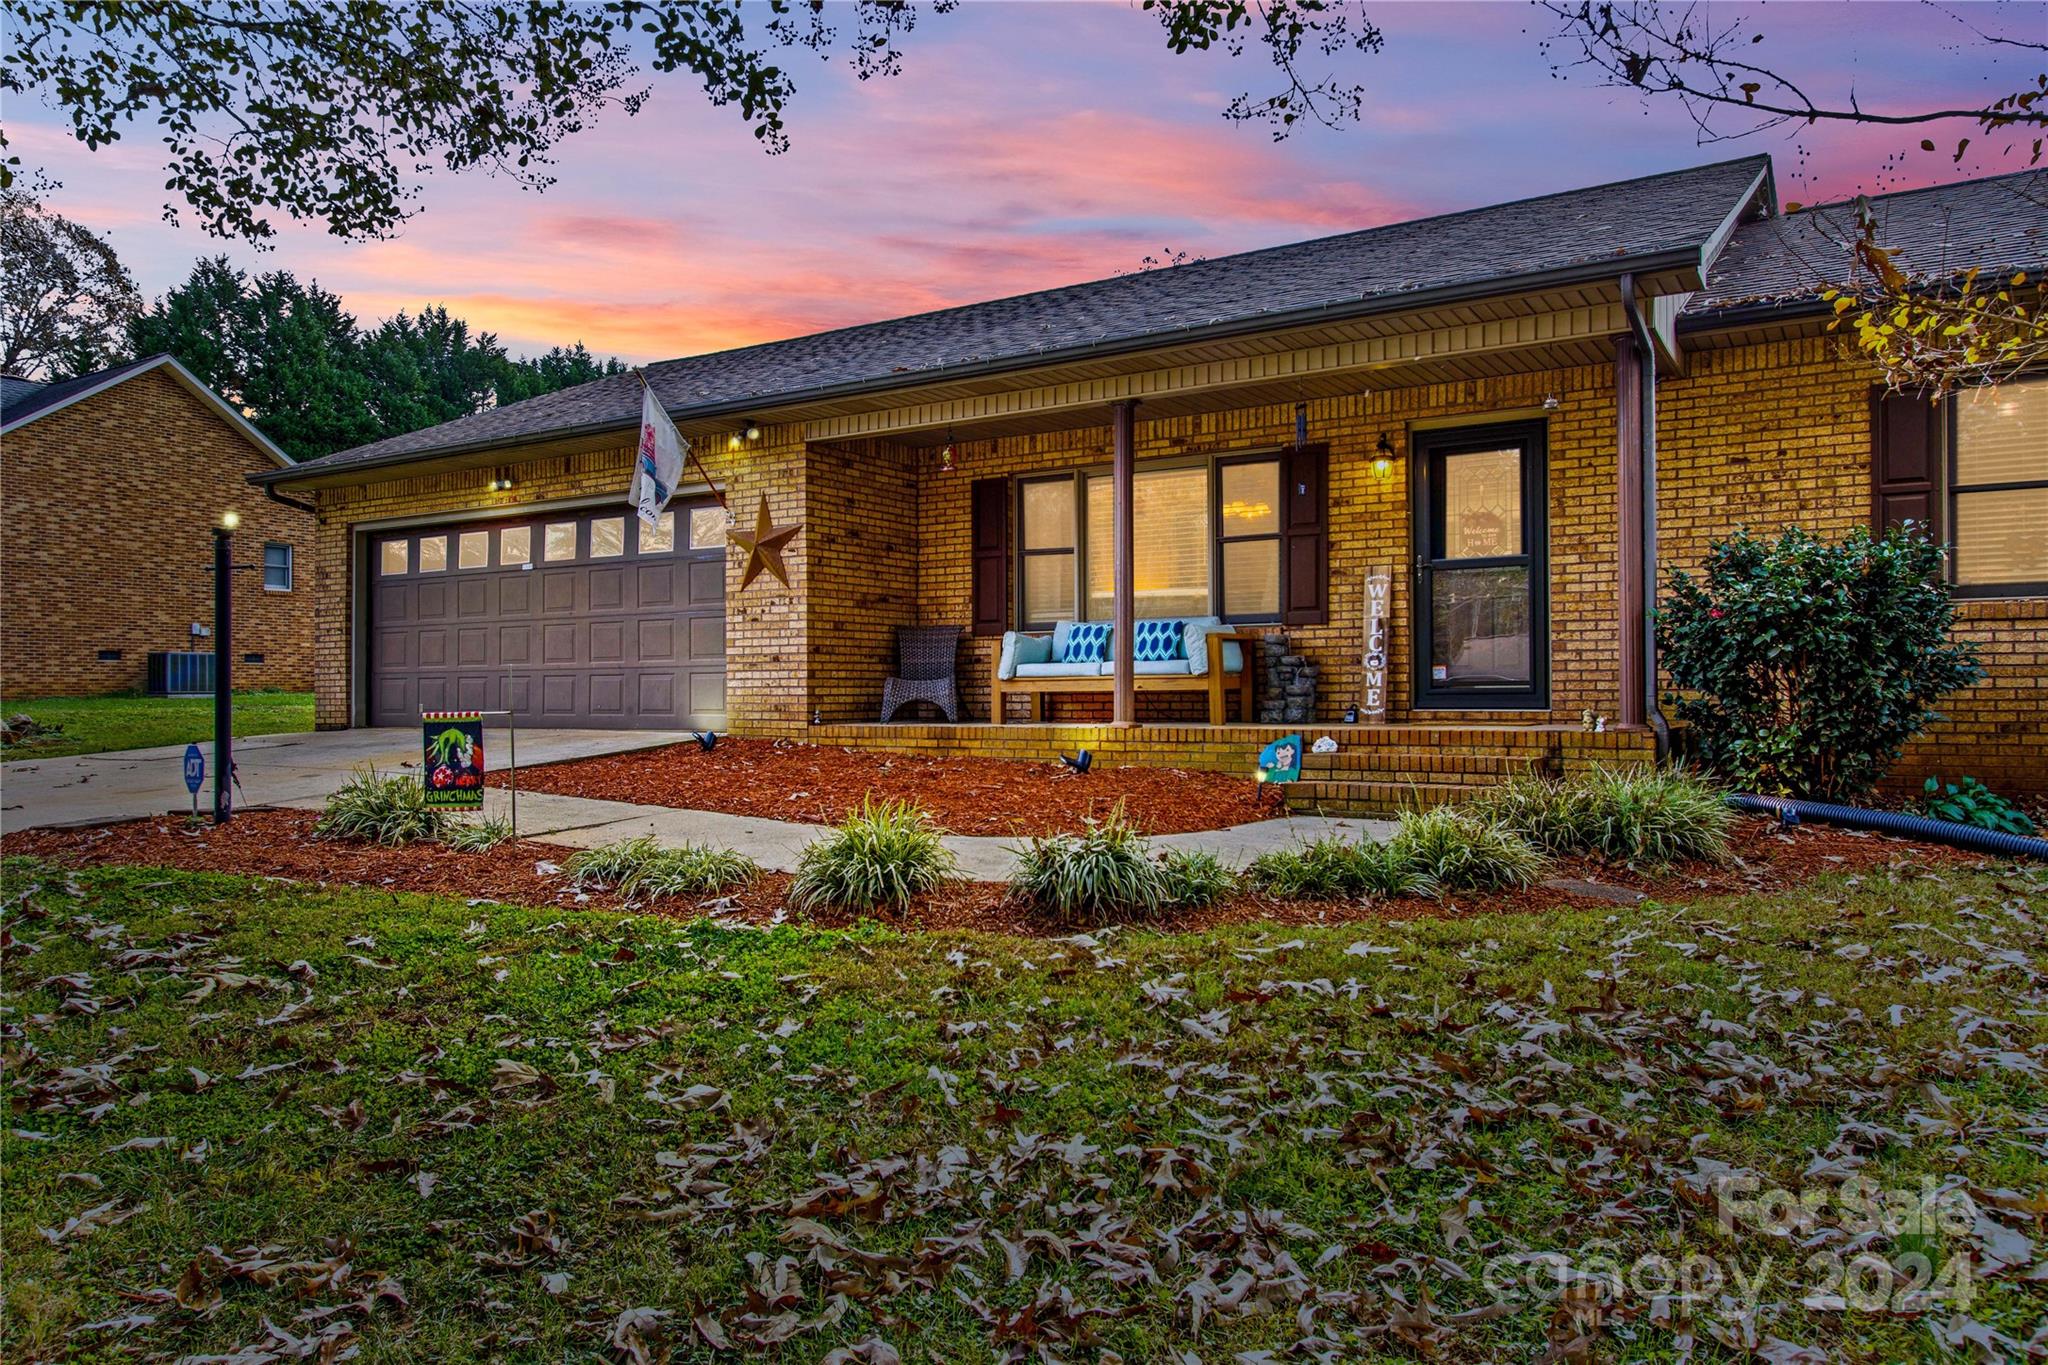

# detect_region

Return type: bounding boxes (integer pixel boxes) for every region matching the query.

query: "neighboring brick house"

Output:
[256,156,2047,803]
[2,354,314,698]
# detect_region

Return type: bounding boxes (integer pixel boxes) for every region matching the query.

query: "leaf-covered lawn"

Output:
[4,858,2045,1363]
[0,692,313,761]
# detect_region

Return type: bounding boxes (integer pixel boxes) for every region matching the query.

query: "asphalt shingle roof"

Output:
[1,354,163,429]
[1688,168,2047,320]
[282,155,1775,477]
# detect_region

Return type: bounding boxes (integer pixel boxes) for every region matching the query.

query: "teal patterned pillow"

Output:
[1063,621,1112,663]
[1133,618,1187,662]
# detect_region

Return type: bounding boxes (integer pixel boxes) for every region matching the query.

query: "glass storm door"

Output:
[1413,421,1549,708]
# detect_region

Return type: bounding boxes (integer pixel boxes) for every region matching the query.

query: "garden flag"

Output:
[422,712,486,809]
[631,379,688,531]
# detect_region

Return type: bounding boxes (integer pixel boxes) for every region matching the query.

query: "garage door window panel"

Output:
[380,540,409,576]
[458,531,490,569]
[544,522,578,562]
[419,536,449,573]
[641,511,675,553]
[590,516,626,558]
[688,507,727,550]
[501,526,531,566]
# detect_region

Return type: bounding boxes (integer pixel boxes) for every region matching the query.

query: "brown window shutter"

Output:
[1281,443,1328,626]
[1872,389,1940,539]
[970,477,1010,637]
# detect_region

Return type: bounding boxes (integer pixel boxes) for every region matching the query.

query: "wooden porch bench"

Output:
[991,630,1258,725]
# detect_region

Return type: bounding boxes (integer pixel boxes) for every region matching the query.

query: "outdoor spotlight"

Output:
[1058,749,1093,775]
[1542,393,1562,411]
[220,510,240,530]
[742,418,762,442]
[696,731,718,753]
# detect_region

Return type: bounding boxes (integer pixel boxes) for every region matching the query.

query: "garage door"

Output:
[366,503,727,729]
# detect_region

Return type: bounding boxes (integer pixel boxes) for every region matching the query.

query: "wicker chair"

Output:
[880,626,961,722]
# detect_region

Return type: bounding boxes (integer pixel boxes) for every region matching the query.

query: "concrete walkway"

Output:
[3,724,1392,878]
[293,785,1389,878]
[1,727,690,833]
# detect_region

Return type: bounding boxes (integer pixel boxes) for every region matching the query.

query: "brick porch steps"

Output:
[1283,746,1556,817]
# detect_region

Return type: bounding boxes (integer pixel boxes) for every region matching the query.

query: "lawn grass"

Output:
[3,857,2044,1361]
[0,691,313,760]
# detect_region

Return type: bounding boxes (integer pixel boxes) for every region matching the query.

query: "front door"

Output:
[1412,421,1548,709]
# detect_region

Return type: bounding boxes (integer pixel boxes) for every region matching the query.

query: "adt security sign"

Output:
[183,743,205,813]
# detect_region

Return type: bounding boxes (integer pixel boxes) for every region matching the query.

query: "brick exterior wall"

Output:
[1,366,314,699]
[302,334,2046,793]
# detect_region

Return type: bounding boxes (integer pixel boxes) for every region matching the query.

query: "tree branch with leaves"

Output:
[0,185,142,379]
[3,0,1385,245]
[1540,0,2047,394]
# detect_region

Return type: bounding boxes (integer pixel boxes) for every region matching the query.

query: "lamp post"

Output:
[212,511,240,824]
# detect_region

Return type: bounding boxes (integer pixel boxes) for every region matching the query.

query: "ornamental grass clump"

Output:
[790,798,956,913]
[1011,807,1163,926]
[564,837,760,901]
[563,836,663,891]
[1156,848,1238,909]
[1243,836,1434,900]
[442,817,515,853]
[313,768,446,846]
[1474,765,1731,869]
[1389,806,1546,892]
[622,845,761,900]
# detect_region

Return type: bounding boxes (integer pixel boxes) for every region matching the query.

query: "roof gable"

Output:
[0,354,294,467]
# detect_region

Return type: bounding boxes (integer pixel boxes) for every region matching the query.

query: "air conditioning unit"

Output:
[147,651,216,697]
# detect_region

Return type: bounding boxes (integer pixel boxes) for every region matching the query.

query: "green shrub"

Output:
[1244,836,1434,900]
[314,768,446,846]
[1390,806,1546,892]
[1011,809,1163,925]
[562,836,759,900]
[1923,776,2036,836]
[1475,765,1731,868]
[563,835,664,890]
[622,845,761,899]
[1657,524,1983,801]
[790,798,956,913]
[442,817,515,853]
[1157,848,1238,909]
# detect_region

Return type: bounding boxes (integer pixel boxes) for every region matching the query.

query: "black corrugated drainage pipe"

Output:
[1728,794,2048,861]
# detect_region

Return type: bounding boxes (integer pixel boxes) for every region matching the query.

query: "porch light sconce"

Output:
[1542,393,1562,411]
[1370,434,1396,481]
[1294,401,1309,448]
[939,429,956,474]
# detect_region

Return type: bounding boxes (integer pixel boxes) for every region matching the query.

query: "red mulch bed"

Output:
[1,808,1993,938]
[489,737,1274,836]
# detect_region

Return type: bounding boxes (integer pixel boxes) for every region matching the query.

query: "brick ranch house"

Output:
[255,156,2046,807]
[4,354,314,699]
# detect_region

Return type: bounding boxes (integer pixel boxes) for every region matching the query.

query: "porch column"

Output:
[1614,332,1646,729]
[1111,399,1138,727]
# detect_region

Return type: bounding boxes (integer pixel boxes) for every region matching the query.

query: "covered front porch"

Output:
[785,270,1680,789]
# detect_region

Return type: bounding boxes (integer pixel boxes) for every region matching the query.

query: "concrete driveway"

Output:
[1,727,690,833]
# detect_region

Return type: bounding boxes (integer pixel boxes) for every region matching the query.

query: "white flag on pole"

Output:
[630,383,688,530]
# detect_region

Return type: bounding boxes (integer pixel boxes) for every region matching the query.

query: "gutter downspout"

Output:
[1619,275,1672,761]
[264,483,316,516]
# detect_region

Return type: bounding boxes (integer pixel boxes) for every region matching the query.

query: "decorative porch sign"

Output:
[1360,567,1392,722]
[422,711,486,809]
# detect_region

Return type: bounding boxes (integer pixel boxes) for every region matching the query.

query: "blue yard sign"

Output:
[1255,734,1303,784]
[183,742,206,815]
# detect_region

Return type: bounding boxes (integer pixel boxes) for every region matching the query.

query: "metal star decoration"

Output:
[730,493,801,590]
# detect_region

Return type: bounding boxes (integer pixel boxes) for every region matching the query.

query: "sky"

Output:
[15,0,2047,365]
